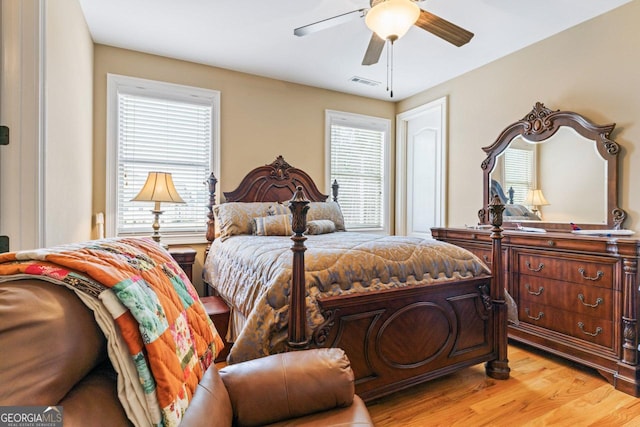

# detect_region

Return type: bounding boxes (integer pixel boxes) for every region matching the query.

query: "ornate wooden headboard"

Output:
[205,155,338,245]
[224,155,330,203]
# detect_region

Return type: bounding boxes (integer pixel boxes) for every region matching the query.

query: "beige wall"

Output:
[398,1,640,231]
[92,46,394,292]
[44,0,94,246]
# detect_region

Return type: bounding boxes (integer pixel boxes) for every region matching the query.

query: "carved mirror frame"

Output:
[478,102,625,231]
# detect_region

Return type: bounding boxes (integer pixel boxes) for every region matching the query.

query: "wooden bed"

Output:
[205,156,510,402]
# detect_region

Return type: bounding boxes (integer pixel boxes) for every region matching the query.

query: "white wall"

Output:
[43,0,94,246]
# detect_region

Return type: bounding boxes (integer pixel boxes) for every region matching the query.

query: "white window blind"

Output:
[326,111,390,231]
[503,147,534,204]
[107,74,220,241]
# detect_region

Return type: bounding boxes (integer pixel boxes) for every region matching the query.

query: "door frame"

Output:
[395,96,447,236]
[0,0,45,250]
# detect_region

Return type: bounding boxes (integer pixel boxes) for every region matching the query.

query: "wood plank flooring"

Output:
[366,342,640,426]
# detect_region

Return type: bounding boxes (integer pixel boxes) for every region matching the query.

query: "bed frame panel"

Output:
[206,156,510,401]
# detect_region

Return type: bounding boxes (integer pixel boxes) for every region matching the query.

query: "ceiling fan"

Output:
[294,0,474,66]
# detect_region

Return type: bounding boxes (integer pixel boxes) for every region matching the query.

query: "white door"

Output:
[396,97,447,238]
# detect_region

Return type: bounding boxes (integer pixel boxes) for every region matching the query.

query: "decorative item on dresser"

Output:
[203,155,510,401]
[433,102,640,396]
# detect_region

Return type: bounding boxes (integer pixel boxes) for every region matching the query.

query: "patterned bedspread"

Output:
[0,238,224,427]
[203,232,490,364]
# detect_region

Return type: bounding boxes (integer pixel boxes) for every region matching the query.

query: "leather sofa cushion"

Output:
[220,348,355,427]
[266,395,373,427]
[0,279,107,405]
[179,365,233,427]
[57,361,132,427]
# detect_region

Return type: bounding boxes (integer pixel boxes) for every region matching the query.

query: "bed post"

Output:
[288,186,310,349]
[485,194,510,379]
[331,179,339,202]
[205,173,217,254]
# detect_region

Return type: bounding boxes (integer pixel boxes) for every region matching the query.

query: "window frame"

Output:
[502,144,537,205]
[325,110,391,234]
[106,74,220,244]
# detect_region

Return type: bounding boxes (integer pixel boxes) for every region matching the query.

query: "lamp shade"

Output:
[524,189,549,207]
[365,0,420,40]
[131,172,185,204]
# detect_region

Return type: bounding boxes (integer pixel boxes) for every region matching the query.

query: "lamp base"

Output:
[151,209,165,247]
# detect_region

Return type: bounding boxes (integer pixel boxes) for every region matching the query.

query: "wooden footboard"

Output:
[288,187,509,401]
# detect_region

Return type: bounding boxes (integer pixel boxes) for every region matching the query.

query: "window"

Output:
[106,74,220,243]
[503,146,535,204]
[325,110,391,232]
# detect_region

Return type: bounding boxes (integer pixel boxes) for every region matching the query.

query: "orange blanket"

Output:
[0,237,223,427]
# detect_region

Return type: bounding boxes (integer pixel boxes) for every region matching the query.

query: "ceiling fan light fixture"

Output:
[365,0,420,41]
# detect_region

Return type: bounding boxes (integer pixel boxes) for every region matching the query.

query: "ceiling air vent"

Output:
[350,76,380,87]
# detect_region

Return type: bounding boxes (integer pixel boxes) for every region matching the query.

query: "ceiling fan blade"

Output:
[415,10,474,47]
[294,8,367,37]
[362,33,385,66]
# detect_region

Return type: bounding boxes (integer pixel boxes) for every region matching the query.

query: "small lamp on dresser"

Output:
[524,188,549,217]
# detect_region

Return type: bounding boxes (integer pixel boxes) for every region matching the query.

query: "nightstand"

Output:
[168,246,197,282]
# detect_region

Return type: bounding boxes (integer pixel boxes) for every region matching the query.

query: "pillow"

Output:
[307,202,346,231]
[253,214,293,236]
[307,219,336,235]
[213,202,274,240]
[267,202,290,216]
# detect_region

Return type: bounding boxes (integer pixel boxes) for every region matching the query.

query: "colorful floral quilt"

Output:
[0,237,223,427]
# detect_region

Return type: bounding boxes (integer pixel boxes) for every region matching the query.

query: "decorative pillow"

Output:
[267,202,290,216]
[213,202,274,240]
[253,214,293,236]
[307,202,346,231]
[307,220,336,235]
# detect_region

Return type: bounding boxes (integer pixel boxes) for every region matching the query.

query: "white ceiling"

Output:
[78,0,630,101]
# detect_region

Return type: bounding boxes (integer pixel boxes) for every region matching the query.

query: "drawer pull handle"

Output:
[547,240,555,247]
[578,294,603,308]
[578,322,603,337]
[578,268,604,281]
[524,308,544,321]
[525,284,544,296]
[525,261,544,272]
[483,255,491,264]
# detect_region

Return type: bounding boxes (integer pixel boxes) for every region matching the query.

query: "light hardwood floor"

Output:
[366,342,640,426]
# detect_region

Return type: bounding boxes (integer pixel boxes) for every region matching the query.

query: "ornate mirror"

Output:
[479,102,625,231]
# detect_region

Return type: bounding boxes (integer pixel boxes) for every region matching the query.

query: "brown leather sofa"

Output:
[0,279,374,426]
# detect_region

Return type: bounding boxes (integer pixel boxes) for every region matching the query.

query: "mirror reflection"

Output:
[489,126,607,224]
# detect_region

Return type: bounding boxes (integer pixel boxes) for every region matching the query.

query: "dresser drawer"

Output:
[519,302,613,349]
[517,275,613,319]
[467,247,493,266]
[516,252,615,289]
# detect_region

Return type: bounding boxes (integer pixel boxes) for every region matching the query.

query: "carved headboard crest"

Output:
[269,155,293,180]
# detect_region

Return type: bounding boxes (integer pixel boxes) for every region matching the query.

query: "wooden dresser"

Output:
[432,227,640,396]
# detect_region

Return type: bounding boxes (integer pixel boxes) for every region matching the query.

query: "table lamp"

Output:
[524,188,549,217]
[131,171,185,244]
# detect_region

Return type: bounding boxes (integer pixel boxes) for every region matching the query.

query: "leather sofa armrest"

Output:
[219,348,355,427]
